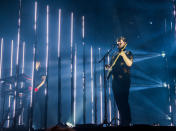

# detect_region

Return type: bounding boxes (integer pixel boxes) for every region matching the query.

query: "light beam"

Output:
[107,55,112,122]
[0,38,3,78]
[46,5,49,75]
[34,1,37,31]
[7,40,13,127]
[58,9,61,58]
[73,45,77,124]
[99,48,103,123]
[91,46,94,123]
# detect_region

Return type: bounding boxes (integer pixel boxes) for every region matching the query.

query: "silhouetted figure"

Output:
[106,37,133,126]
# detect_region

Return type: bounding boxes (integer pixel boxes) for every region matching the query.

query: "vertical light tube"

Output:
[169,105,172,113]
[13,91,16,118]
[44,5,49,128]
[45,4,49,98]
[16,25,20,66]
[7,40,13,127]
[173,1,176,32]
[82,16,86,124]
[73,45,77,125]
[16,0,21,66]
[46,5,49,76]
[94,50,97,124]
[82,16,85,39]
[10,40,13,78]
[13,0,22,126]
[58,9,61,58]
[71,12,73,48]
[168,85,173,125]
[10,40,14,111]
[57,9,62,123]
[171,21,173,31]
[91,46,94,123]
[174,1,176,126]
[0,38,3,78]
[31,47,35,108]
[107,55,111,122]
[34,1,37,31]
[29,1,37,129]
[0,38,4,125]
[99,48,103,123]
[22,42,25,74]
[31,1,37,104]
[19,41,25,125]
[70,12,74,124]
[117,110,120,125]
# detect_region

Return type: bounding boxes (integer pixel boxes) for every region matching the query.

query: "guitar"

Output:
[106,44,127,80]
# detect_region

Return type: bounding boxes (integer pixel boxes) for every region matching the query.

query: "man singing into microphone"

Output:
[106,37,133,126]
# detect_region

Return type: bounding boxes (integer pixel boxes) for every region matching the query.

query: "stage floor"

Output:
[1,125,176,131]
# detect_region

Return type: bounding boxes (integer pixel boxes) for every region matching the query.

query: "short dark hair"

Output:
[116,36,127,43]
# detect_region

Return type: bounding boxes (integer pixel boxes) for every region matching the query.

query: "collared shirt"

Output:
[110,49,133,80]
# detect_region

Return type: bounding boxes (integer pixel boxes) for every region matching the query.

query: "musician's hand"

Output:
[119,51,125,57]
[105,64,111,70]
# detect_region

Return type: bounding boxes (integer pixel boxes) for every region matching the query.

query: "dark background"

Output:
[0,0,176,128]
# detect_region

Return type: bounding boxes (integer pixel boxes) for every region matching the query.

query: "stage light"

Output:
[30,47,35,107]
[169,105,172,113]
[7,40,14,127]
[18,41,25,125]
[46,5,49,74]
[99,48,103,123]
[73,46,77,124]
[10,40,13,77]
[0,38,3,78]
[161,51,166,58]
[13,91,16,118]
[22,41,25,74]
[171,21,173,30]
[82,16,85,39]
[0,80,4,84]
[8,95,11,108]
[107,55,112,122]
[163,82,167,88]
[58,9,61,57]
[34,1,37,31]
[30,0,38,109]
[166,115,171,120]
[16,7,21,66]
[133,50,161,63]
[57,8,62,123]
[7,115,10,127]
[66,122,74,127]
[82,15,86,124]
[70,12,74,124]
[91,46,94,123]
[117,111,120,125]
[71,12,73,48]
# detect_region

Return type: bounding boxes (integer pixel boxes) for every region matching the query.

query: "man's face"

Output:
[117,39,126,49]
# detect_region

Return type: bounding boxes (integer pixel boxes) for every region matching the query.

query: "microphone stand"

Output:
[98,45,116,126]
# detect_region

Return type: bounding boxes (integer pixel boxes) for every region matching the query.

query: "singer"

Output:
[106,37,133,126]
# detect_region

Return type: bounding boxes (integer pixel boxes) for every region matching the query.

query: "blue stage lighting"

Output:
[163,82,167,88]
[161,51,166,58]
